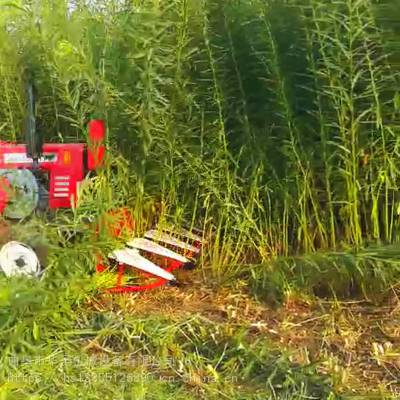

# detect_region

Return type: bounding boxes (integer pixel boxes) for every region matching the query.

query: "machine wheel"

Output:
[0,169,39,219]
[0,241,41,277]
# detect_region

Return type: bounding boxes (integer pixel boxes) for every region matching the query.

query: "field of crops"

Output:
[0,0,400,398]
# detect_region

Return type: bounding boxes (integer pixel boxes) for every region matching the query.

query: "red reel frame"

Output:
[95,209,201,293]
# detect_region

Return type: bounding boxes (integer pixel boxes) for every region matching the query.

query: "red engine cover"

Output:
[0,143,85,209]
[0,120,105,212]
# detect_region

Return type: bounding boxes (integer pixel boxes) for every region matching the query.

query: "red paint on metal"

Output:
[0,120,106,210]
[87,119,105,170]
[0,177,10,214]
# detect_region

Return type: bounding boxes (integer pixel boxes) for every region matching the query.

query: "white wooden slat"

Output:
[110,248,176,281]
[127,238,189,263]
[160,225,205,244]
[144,230,200,254]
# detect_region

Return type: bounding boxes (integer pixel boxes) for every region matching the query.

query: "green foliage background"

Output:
[0,0,399,262]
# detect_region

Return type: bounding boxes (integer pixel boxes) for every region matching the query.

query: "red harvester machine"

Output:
[0,82,204,292]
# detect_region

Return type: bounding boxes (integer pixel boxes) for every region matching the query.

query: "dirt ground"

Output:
[87,275,400,397]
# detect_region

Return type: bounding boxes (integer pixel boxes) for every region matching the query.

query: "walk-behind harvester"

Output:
[0,83,204,292]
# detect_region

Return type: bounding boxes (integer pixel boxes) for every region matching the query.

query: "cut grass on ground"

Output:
[94,283,400,398]
[1,272,399,399]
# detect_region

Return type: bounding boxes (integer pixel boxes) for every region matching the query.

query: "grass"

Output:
[0,274,339,400]
[1,272,400,399]
[0,0,400,398]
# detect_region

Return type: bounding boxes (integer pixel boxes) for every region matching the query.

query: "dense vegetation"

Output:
[0,0,400,398]
[0,0,399,255]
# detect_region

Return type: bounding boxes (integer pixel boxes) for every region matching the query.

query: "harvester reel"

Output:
[0,169,39,219]
[95,212,205,293]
